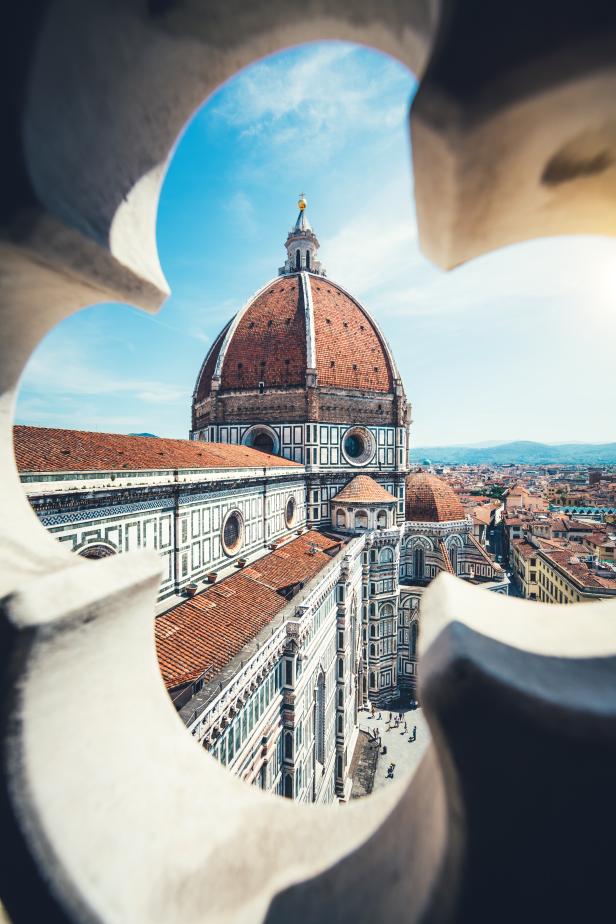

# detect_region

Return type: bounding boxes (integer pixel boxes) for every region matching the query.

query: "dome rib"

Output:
[193,274,401,400]
[405,473,466,522]
[222,276,306,391]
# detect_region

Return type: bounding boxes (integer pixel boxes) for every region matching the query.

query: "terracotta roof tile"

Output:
[539,548,616,592]
[311,281,393,392]
[194,321,231,401]
[405,473,466,522]
[193,274,395,398]
[438,539,455,575]
[14,426,299,473]
[155,531,342,688]
[220,276,307,391]
[332,475,397,504]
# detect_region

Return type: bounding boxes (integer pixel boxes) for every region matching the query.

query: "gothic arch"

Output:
[410,620,419,657]
[411,536,433,552]
[354,510,369,529]
[379,546,394,563]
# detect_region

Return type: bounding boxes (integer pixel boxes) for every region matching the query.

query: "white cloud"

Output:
[20,338,190,405]
[224,189,258,237]
[321,160,616,329]
[212,44,414,165]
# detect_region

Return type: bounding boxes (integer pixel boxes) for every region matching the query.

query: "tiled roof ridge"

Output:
[468,534,501,570]
[14,425,299,473]
[438,539,455,575]
[155,530,342,689]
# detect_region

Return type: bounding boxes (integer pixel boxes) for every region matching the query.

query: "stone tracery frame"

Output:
[1,2,616,923]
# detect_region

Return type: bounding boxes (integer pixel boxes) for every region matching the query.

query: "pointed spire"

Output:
[294,193,312,232]
[278,194,326,277]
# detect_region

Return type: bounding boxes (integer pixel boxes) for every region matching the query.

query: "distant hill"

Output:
[128,432,159,438]
[411,440,616,465]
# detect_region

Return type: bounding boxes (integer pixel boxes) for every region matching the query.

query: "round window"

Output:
[285,496,296,527]
[344,433,364,458]
[341,427,375,466]
[222,510,244,556]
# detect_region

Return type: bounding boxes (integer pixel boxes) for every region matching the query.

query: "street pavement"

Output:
[360,706,431,793]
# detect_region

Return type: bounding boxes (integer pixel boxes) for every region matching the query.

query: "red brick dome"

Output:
[405,473,466,522]
[193,274,397,402]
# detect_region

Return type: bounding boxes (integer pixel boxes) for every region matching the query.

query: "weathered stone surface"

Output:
[1,1,616,922]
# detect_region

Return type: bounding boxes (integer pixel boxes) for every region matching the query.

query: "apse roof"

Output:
[333,475,397,504]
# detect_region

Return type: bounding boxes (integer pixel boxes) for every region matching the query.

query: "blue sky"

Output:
[16,43,616,446]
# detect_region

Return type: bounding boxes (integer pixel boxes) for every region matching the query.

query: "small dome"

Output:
[405,473,466,522]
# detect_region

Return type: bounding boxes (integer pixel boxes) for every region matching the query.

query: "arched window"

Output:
[413,546,425,579]
[315,672,325,765]
[355,510,369,529]
[369,643,376,657]
[369,672,376,689]
[253,431,274,454]
[284,731,293,760]
[78,542,116,560]
[410,621,419,657]
[379,546,393,563]
[449,544,458,574]
[295,248,300,270]
[335,508,346,527]
[306,249,311,270]
[284,774,293,799]
[376,509,388,529]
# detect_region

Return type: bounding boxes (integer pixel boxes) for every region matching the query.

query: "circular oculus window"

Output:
[285,496,297,528]
[221,509,244,556]
[341,427,375,466]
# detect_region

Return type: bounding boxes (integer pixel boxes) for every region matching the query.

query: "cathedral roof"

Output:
[333,475,397,504]
[14,426,299,473]
[156,531,342,688]
[405,472,467,522]
[193,273,398,401]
